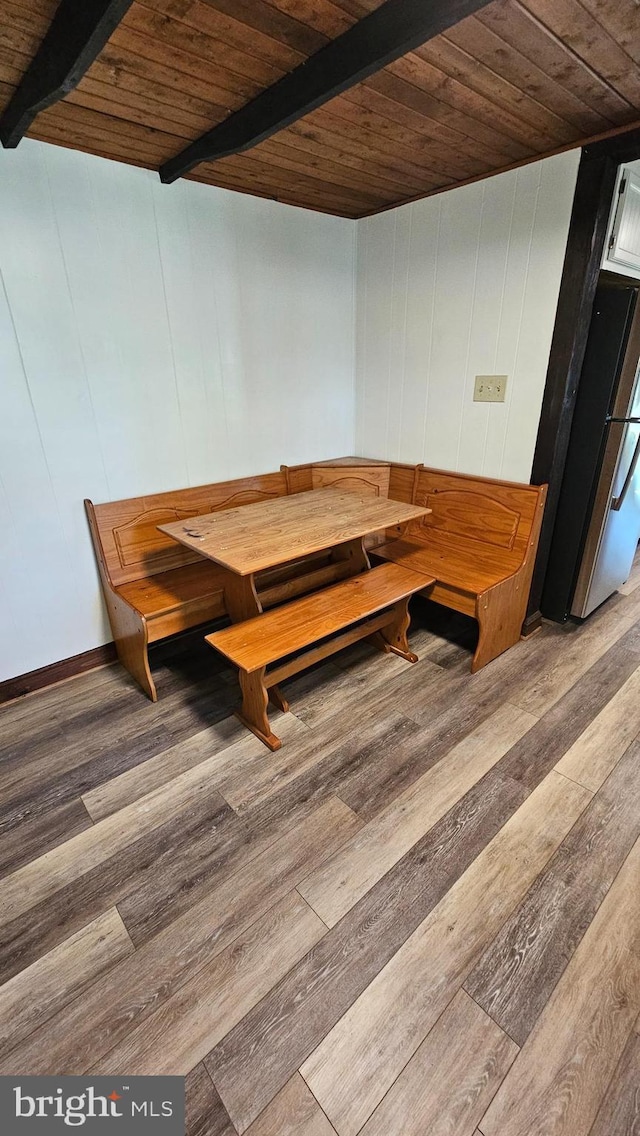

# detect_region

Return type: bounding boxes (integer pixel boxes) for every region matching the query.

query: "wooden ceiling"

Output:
[1,0,640,218]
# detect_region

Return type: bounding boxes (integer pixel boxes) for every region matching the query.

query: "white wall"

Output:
[355,150,580,482]
[0,140,355,680]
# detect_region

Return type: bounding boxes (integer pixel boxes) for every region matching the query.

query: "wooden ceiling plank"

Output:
[401,46,570,150]
[242,135,401,202]
[361,71,536,163]
[138,0,308,72]
[87,52,233,121]
[159,0,496,183]
[578,0,640,68]
[214,149,396,207]
[285,117,446,192]
[28,114,173,167]
[34,97,180,154]
[27,127,159,171]
[478,1,635,121]
[3,0,62,23]
[441,17,613,133]
[256,0,354,39]
[195,157,381,213]
[193,163,380,215]
[317,94,493,181]
[68,75,220,137]
[0,0,135,147]
[0,21,49,62]
[306,103,470,184]
[191,0,333,56]
[1,1,59,38]
[0,45,31,92]
[108,26,261,102]
[520,0,640,107]
[186,167,364,217]
[121,5,284,88]
[278,120,435,194]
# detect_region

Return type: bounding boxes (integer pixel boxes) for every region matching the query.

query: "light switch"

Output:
[474,375,507,403]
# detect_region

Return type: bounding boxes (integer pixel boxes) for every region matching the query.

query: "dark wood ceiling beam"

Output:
[0,0,134,148]
[159,0,495,184]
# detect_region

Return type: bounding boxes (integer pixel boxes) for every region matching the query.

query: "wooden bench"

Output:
[84,470,330,701]
[374,466,547,673]
[206,562,431,750]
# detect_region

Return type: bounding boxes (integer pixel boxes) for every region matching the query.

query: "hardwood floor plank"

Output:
[300,771,592,1136]
[329,608,640,823]
[185,1064,236,1136]
[206,770,529,1134]
[0,724,173,835]
[466,738,640,1045]
[0,797,92,879]
[82,716,244,820]
[0,755,243,926]
[0,796,358,1076]
[217,712,420,815]
[245,1075,337,1136]
[619,547,640,595]
[506,587,640,718]
[0,908,133,1060]
[479,837,640,1136]
[95,892,326,1076]
[587,1029,640,1136]
[0,786,236,985]
[298,702,537,926]
[496,624,640,791]
[554,666,640,791]
[356,989,518,1136]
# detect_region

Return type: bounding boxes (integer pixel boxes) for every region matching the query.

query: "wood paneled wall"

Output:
[355,150,580,483]
[0,140,355,681]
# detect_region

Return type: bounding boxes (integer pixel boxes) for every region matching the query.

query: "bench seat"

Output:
[373,467,547,673]
[86,470,292,700]
[375,540,513,596]
[118,561,225,623]
[206,562,431,749]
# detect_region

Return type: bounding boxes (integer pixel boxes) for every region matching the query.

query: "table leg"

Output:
[222,571,263,623]
[330,537,371,575]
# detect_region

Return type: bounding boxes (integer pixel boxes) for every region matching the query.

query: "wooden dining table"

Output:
[160,486,430,735]
[159,486,430,623]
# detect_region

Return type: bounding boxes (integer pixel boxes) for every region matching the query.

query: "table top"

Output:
[159,487,430,576]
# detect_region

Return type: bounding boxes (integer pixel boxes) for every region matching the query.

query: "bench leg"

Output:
[106,591,158,702]
[472,579,526,672]
[269,684,290,713]
[380,599,419,663]
[236,668,282,751]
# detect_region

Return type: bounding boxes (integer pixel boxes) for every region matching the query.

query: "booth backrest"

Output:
[90,471,289,587]
[405,466,543,576]
[310,463,390,497]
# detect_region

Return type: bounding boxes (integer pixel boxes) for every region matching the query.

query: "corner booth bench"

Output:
[86,457,546,711]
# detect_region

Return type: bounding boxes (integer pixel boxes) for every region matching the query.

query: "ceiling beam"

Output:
[0,0,134,148]
[159,0,494,185]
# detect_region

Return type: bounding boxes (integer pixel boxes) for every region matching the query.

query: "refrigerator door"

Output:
[572,365,640,617]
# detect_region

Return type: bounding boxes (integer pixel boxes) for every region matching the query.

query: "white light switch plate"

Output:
[474,375,508,403]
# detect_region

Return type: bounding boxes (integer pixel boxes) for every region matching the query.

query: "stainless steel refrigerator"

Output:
[542,278,640,621]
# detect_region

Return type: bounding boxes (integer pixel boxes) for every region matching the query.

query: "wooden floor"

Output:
[2,551,640,1135]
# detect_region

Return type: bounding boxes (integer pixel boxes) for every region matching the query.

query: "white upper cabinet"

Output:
[604,168,640,278]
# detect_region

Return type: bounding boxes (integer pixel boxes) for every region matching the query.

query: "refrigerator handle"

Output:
[611,432,640,511]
